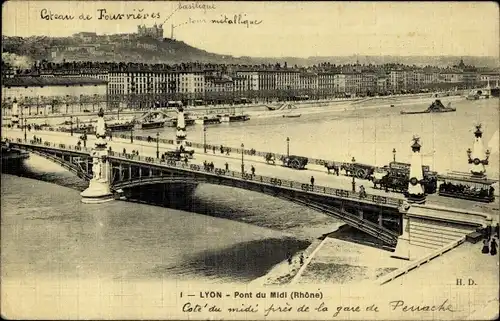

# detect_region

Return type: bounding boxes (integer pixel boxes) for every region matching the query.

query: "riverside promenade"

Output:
[4,91,465,124]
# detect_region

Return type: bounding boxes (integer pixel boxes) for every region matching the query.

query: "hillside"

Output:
[2,35,498,67]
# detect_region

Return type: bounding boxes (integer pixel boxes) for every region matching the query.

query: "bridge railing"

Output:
[110,133,344,167]
[34,127,355,167]
[107,151,403,207]
[8,137,92,154]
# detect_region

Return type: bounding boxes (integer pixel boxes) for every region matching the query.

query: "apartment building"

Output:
[2,76,107,115]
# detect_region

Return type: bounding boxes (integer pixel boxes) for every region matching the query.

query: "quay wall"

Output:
[2,91,465,125]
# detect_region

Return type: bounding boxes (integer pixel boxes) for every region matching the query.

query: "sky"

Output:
[2,1,499,58]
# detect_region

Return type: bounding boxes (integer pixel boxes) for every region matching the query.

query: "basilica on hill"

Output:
[137,24,164,41]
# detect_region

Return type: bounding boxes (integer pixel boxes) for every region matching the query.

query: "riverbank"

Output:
[3,91,467,126]
[248,224,410,286]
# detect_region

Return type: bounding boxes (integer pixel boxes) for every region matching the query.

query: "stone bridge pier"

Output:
[80,109,114,204]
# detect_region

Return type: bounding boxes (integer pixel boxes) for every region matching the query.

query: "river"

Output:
[2,97,498,285]
[136,97,499,177]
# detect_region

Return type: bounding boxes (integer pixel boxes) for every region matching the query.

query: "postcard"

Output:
[1,1,499,319]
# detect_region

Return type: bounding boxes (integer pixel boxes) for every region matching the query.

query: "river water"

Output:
[2,98,498,285]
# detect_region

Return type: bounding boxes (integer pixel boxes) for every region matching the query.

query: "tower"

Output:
[467,124,490,177]
[406,135,426,204]
[80,108,113,203]
[175,107,187,152]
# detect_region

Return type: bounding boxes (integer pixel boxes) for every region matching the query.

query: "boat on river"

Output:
[218,114,251,123]
[140,120,165,130]
[195,116,221,125]
[400,99,456,115]
[106,119,135,132]
[282,113,301,118]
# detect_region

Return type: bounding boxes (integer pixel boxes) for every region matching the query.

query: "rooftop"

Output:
[3,76,108,87]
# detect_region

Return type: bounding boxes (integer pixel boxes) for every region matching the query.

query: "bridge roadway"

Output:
[4,128,499,219]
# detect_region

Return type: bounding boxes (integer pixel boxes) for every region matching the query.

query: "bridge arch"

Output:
[9,141,93,181]
[111,174,400,247]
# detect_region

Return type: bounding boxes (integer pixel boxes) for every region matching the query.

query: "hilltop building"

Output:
[137,24,164,41]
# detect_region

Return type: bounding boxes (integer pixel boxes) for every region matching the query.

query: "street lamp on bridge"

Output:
[70,115,73,136]
[203,126,207,153]
[392,148,396,162]
[23,117,27,142]
[351,156,356,192]
[286,137,290,157]
[241,143,245,174]
[130,126,134,143]
[156,132,160,159]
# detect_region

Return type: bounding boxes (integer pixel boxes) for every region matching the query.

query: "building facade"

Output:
[2,76,107,115]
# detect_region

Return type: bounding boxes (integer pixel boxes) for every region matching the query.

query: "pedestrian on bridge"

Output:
[490,238,498,256]
[300,253,304,266]
[226,148,230,155]
[220,145,224,154]
[359,185,367,198]
[482,239,490,254]
[310,176,315,187]
[225,162,229,171]
[123,148,126,154]
[213,146,216,154]
[251,165,255,176]
[495,223,499,238]
[486,225,492,240]
[184,156,188,165]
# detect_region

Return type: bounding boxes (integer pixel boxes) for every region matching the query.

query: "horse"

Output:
[264,153,276,165]
[368,172,386,189]
[324,162,340,175]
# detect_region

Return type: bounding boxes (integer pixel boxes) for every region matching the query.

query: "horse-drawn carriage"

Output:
[369,162,438,194]
[164,150,183,161]
[438,173,496,203]
[341,162,375,179]
[264,153,308,170]
[163,147,194,162]
[282,155,308,169]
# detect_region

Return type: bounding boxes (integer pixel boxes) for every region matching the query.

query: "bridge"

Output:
[6,138,404,247]
[3,124,496,256]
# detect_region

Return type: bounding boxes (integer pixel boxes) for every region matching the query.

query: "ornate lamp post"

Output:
[351,156,356,192]
[286,137,290,157]
[392,148,396,162]
[82,131,87,148]
[467,124,490,177]
[23,117,27,141]
[156,132,160,159]
[70,115,73,136]
[241,143,245,174]
[130,126,134,143]
[203,126,207,153]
